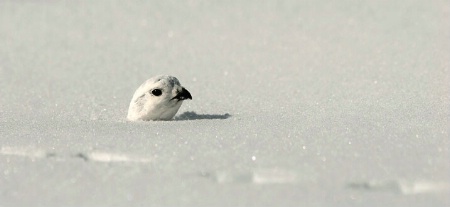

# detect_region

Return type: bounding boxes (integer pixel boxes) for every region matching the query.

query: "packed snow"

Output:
[0,1,449,206]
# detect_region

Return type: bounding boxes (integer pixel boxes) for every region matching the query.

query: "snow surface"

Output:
[0,1,449,206]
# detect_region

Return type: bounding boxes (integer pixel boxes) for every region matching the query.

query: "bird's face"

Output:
[127,75,192,121]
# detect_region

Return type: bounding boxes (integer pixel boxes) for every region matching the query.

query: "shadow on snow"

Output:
[175,111,231,120]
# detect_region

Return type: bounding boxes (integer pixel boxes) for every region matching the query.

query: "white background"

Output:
[0,1,449,206]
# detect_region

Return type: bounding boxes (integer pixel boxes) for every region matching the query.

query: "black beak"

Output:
[173,87,192,101]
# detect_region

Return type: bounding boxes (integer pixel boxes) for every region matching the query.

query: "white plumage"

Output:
[127,75,192,121]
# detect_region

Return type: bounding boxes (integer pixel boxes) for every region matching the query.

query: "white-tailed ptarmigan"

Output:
[127,75,192,121]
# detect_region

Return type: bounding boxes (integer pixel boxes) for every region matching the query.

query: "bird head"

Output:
[127,75,192,121]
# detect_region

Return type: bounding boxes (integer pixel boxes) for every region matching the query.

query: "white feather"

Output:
[127,75,191,121]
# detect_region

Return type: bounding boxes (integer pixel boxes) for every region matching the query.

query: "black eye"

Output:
[151,89,162,96]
